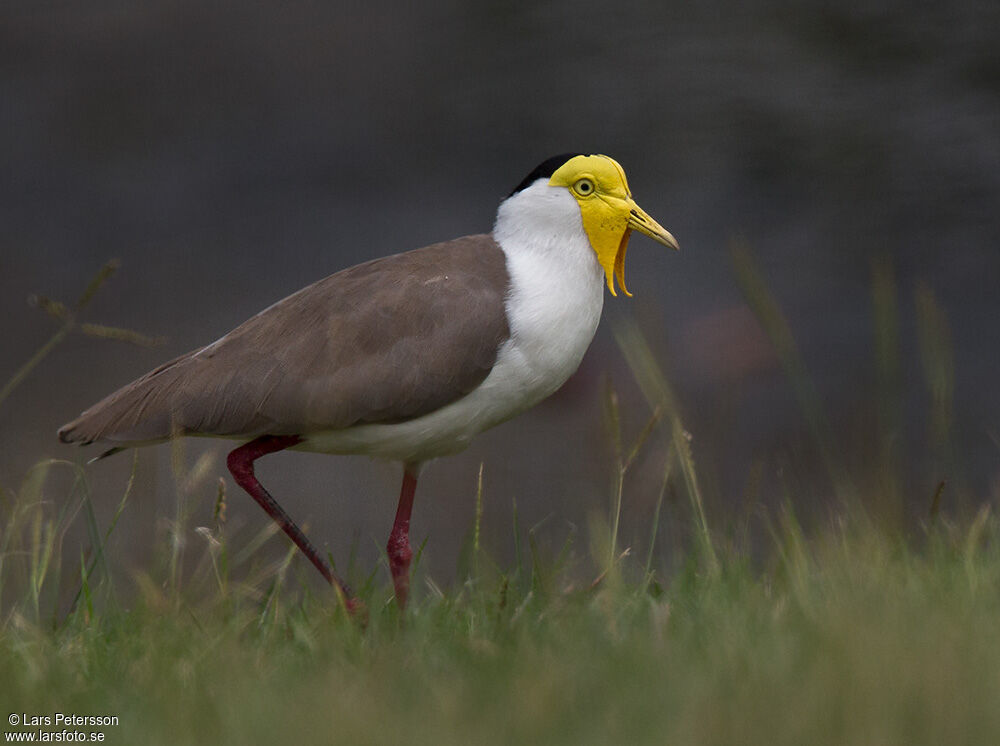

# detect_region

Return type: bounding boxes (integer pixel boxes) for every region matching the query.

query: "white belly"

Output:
[300,191,605,462]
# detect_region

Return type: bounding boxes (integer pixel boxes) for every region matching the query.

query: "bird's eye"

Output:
[573,178,595,196]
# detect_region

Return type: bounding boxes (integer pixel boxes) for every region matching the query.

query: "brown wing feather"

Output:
[58,234,511,445]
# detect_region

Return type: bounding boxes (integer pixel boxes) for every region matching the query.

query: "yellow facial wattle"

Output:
[548,154,678,296]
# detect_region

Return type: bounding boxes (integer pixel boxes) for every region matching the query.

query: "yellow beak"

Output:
[626,200,679,251]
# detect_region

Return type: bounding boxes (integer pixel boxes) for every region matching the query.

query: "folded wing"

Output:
[58,234,511,445]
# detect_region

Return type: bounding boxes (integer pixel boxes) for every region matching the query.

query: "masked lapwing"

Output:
[58,153,678,611]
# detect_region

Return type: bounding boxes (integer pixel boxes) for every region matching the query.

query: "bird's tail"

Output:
[57,352,193,447]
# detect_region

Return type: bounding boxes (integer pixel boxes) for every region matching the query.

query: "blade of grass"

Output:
[1,260,162,410]
[731,239,854,503]
[871,256,903,522]
[0,261,119,409]
[75,259,120,308]
[915,281,956,481]
[78,548,94,624]
[512,497,523,591]
[13,460,90,622]
[78,322,166,347]
[66,450,139,619]
[603,381,625,570]
[645,446,674,583]
[473,462,484,581]
[612,316,718,575]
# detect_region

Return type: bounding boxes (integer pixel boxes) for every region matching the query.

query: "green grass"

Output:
[2,253,998,744]
[3,499,1000,745]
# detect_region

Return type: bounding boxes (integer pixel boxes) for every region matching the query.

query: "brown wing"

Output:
[58,234,511,445]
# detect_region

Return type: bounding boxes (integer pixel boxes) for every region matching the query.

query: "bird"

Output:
[58,153,678,612]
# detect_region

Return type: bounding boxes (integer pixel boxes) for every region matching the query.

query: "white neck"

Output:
[488,180,606,407]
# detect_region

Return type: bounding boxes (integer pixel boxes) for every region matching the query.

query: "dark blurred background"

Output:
[2,1,998,584]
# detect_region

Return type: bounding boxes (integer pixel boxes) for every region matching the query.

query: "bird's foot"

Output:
[343,596,369,626]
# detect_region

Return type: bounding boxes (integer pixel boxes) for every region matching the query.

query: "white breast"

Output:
[300,182,605,462]
[489,182,605,407]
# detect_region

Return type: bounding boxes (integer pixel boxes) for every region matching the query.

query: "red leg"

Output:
[226,435,361,613]
[387,463,420,609]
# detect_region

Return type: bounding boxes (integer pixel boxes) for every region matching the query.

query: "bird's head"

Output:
[500,153,678,296]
